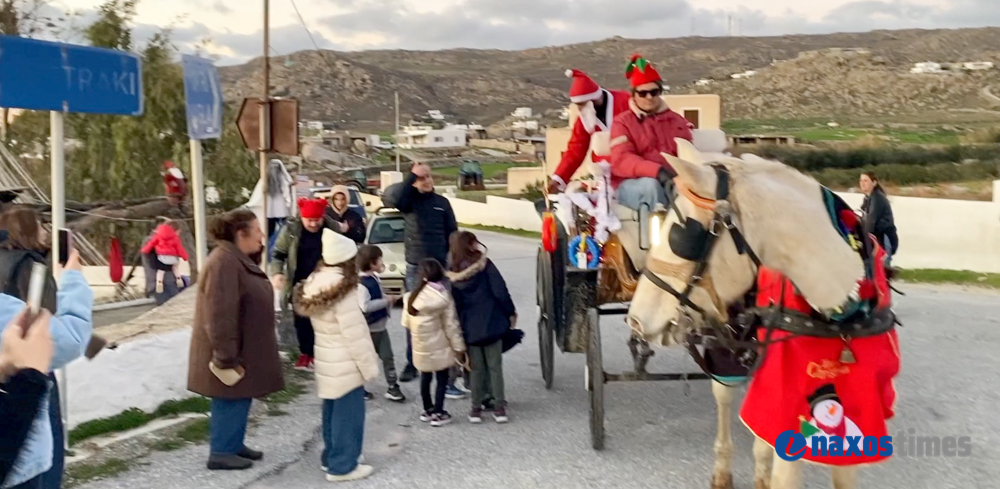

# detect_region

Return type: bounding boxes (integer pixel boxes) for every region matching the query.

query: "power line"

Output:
[287,0,342,83]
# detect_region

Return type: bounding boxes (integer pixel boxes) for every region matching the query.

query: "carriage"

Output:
[534,186,725,450]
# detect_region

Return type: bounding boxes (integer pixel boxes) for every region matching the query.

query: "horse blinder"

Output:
[668,217,710,262]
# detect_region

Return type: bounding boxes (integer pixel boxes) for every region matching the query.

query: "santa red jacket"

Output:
[552,89,631,187]
[142,224,189,261]
[609,99,694,189]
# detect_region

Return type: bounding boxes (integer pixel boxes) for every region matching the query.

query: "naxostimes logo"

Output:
[775,429,892,461]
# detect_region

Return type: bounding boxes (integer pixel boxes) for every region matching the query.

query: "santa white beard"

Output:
[578,101,599,132]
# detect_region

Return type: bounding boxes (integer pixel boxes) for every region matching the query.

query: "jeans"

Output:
[321,387,366,476]
[469,341,505,406]
[209,398,253,456]
[616,177,669,211]
[419,369,450,414]
[370,331,398,386]
[9,375,63,489]
[293,313,315,357]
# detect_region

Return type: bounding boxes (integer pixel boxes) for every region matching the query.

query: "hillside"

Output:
[218,27,1000,127]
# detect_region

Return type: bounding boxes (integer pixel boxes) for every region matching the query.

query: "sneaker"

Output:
[364,390,374,401]
[400,366,419,383]
[454,378,471,394]
[468,407,483,424]
[419,411,434,423]
[493,405,509,424]
[320,456,363,473]
[385,384,406,402]
[445,385,466,400]
[326,464,374,482]
[293,354,310,371]
[236,447,263,461]
[431,412,453,427]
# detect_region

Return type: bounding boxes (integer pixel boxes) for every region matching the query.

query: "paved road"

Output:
[83,231,998,489]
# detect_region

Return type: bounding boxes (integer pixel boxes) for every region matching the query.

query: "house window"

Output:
[454,137,460,142]
[434,136,443,143]
[683,109,700,129]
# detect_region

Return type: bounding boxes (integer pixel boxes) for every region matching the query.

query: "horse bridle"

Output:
[639,164,762,323]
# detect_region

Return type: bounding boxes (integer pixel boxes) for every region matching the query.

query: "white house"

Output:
[911,62,943,74]
[695,78,713,86]
[512,107,533,119]
[513,120,539,131]
[427,110,445,120]
[559,107,570,120]
[303,121,324,131]
[730,70,757,79]
[963,61,994,71]
[396,125,467,149]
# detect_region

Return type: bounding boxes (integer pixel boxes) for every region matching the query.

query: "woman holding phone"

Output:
[187,209,284,471]
[0,207,96,489]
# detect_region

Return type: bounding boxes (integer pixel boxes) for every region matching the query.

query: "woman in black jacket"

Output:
[859,172,899,259]
[446,231,516,424]
[324,186,366,243]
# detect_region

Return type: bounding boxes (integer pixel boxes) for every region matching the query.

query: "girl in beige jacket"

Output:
[402,258,467,427]
[294,229,380,482]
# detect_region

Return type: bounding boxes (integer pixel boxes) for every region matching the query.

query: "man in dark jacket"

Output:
[381,162,458,383]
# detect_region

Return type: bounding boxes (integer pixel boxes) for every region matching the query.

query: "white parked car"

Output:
[365,208,406,296]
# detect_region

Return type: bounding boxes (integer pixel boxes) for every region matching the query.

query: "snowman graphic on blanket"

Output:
[799,384,864,446]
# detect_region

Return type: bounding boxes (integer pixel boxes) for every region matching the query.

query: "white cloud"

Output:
[49,0,1000,64]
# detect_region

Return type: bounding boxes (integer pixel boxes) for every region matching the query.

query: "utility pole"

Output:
[394,91,400,172]
[260,0,271,267]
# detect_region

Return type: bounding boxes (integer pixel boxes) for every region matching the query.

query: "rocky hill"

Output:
[219,27,1000,126]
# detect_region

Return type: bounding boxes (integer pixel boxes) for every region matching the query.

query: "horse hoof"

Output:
[753,478,770,489]
[711,472,734,489]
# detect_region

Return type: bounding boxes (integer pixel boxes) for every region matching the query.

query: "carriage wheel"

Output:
[585,307,605,450]
[536,248,555,389]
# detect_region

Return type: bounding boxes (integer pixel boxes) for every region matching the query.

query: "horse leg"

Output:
[831,466,859,489]
[770,458,802,489]
[710,381,735,489]
[752,436,774,489]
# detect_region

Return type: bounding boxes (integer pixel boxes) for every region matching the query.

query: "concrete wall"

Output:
[436,188,1000,273]
[507,167,547,194]
[470,139,535,154]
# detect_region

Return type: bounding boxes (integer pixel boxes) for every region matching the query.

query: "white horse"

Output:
[627,139,867,489]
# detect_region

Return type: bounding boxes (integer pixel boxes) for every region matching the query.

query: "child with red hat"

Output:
[609,54,694,212]
[270,197,339,371]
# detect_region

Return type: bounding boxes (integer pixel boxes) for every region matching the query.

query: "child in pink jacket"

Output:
[142,220,189,292]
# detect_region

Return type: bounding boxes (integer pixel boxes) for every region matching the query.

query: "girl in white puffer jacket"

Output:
[402,258,467,427]
[294,229,380,482]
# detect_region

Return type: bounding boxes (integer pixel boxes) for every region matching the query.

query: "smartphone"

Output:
[58,228,72,266]
[20,262,48,335]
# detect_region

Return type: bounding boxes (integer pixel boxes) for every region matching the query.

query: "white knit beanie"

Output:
[321,228,357,265]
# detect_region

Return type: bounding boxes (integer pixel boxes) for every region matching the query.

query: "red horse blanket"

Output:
[740,245,900,466]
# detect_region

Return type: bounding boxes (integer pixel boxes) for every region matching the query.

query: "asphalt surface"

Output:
[81,231,998,489]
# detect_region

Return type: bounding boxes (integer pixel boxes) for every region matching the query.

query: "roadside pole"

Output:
[260,0,271,268]
[51,108,69,445]
[189,139,207,272]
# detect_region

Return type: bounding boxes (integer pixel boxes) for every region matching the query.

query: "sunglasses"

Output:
[635,88,663,98]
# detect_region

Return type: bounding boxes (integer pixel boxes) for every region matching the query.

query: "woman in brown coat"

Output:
[187,209,284,471]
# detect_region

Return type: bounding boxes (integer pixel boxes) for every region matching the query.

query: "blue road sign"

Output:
[0,35,143,116]
[181,54,223,140]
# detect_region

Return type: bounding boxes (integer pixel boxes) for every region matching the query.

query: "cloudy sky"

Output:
[51,0,999,65]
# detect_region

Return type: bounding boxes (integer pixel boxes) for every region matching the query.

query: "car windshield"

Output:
[368,216,405,244]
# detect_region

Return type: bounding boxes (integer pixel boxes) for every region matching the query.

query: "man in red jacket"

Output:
[610,54,694,211]
[548,69,631,194]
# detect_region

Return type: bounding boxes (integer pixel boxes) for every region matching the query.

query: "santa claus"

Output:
[548,69,631,194]
[162,160,188,206]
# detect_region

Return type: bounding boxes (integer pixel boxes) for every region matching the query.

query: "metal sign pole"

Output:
[190,139,207,273]
[260,0,270,269]
[50,108,69,445]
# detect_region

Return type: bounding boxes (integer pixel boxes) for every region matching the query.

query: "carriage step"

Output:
[604,372,713,382]
[598,307,630,316]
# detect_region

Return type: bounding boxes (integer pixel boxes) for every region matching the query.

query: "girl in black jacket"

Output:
[446,231,516,424]
[859,172,899,259]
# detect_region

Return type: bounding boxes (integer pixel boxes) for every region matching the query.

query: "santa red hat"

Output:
[298,197,327,219]
[624,54,662,88]
[565,69,603,103]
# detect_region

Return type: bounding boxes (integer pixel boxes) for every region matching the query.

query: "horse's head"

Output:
[626,139,865,346]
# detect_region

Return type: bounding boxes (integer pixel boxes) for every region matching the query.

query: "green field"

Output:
[722,119,964,145]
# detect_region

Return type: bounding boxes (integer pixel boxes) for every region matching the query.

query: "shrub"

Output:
[755,144,1000,171]
[812,161,1000,188]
